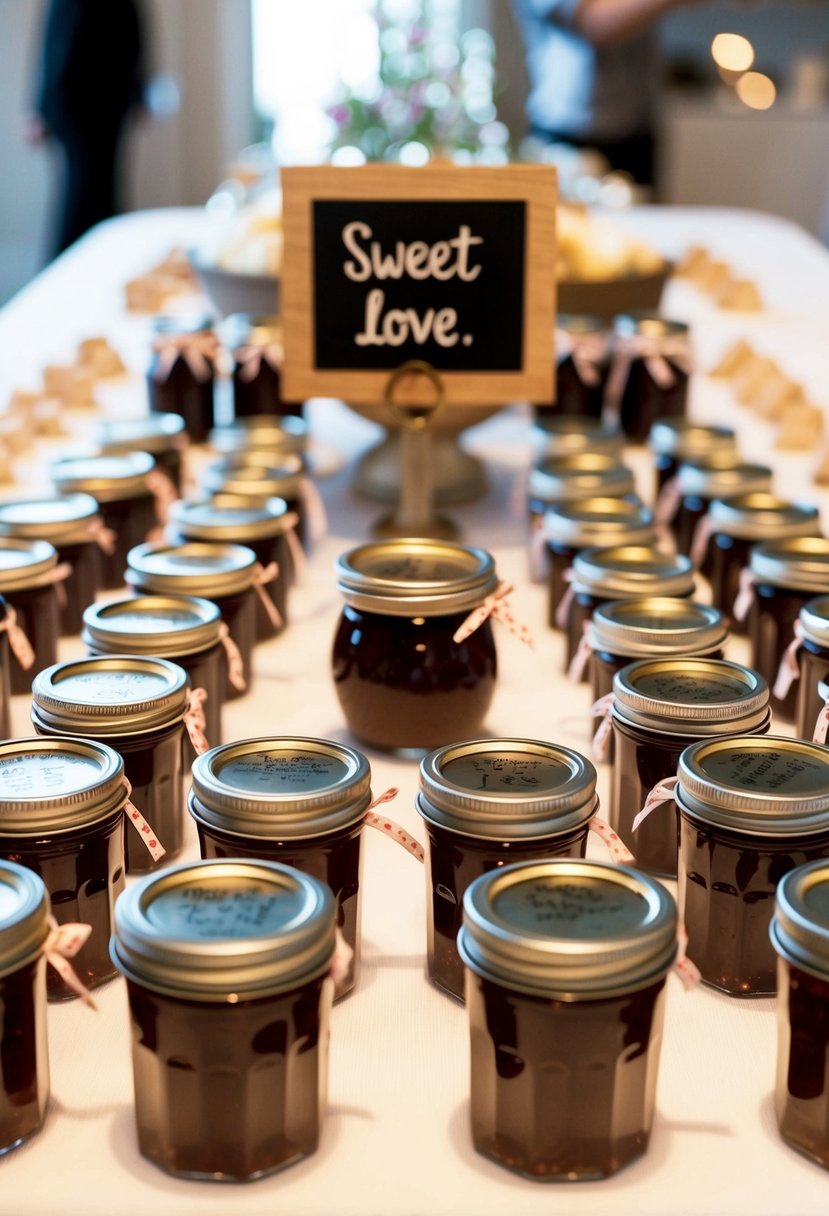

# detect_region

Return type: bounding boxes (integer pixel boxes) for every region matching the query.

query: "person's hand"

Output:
[22,113,48,145]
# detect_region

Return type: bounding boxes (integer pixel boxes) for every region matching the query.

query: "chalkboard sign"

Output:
[281,165,556,407]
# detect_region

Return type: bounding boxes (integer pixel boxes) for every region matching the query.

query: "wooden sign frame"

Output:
[281,164,556,407]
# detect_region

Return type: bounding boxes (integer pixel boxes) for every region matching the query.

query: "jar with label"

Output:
[209,413,309,461]
[746,538,829,719]
[770,859,829,1169]
[792,598,829,742]
[125,541,259,699]
[543,496,655,620]
[190,737,369,1000]
[50,452,159,588]
[535,314,610,420]
[458,858,677,1179]
[202,451,310,550]
[31,655,192,873]
[82,594,229,760]
[224,314,303,418]
[147,315,218,444]
[94,413,187,493]
[110,858,335,1182]
[609,658,770,877]
[675,736,829,995]
[610,313,691,442]
[527,453,635,531]
[0,861,50,1155]
[0,737,127,999]
[0,595,11,739]
[0,538,62,695]
[697,494,819,634]
[648,419,737,496]
[671,458,773,558]
[333,539,499,754]
[417,738,598,1001]
[0,494,105,636]
[530,415,622,464]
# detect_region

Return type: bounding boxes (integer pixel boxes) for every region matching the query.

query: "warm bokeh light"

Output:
[711,32,755,73]
[735,71,777,110]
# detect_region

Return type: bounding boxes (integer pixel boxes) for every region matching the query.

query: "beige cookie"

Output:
[709,338,755,379]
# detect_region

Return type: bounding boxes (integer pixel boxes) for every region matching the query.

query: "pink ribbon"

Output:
[183,687,210,755]
[554,570,575,631]
[605,334,693,410]
[300,477,328,544]
[674,921,701,990]
[51,560,72,612]
[86,517,116,556]
[235,341,283,383]
[528,517,548,584]
[732,567,756,622]
[145,468,178,524]
[43,915,98,1009]
[813,699,829,745]
[555,327,607,387]
[0,603,35,669]
[773,621,804,701]
[452,581,533,649]
[330,926,354,989]
[218,621,246,691]
[588,813,635,864]
[363,787,426,863]
[632,776,679,833]
[251,561,283,631]
[590,692,615,761]
[654,475,683,528]
[123,777,166,862]
[283,511,307,582]
[567,622,593,682]
[690,513,714,570]
[151,332,219,384]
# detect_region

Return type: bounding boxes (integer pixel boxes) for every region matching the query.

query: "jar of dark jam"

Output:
[167,496,291,638]
[543,496,655,619]
[648,418,737,497]
[125,541,259,700]
[110,858,335,1182]
[675,735,829,996]
[770,859,829,1169]
[458,858,677,1180]
[702,495,820,635]
[209,413,309,462]
[0,595,11,739]
[746,538,829,720]
[0,494,104,636]
[50,452,159,589]
[82,594,228,761]
[671,458,773,559]
[0,737,127,999]
[526,453,635,531]
[417,738,598,1001]
[0,538,61,695]
[610,658,770,878]
[190,736,370,1001]
[529,415,622,464]
[563,544,695,674]
[534,314,610,421]
[94,412,188,493]
[224,313,303,418]
[0,861,50,1156]
[202,451,310,550]
[610,313,691,443]
[147,315,218,444]
[793,598,829,742]
[332,538,499,755]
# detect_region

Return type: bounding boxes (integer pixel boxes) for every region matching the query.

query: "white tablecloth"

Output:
[1,206,829,1216]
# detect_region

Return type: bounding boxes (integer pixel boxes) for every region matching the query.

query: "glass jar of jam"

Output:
[82,594,228,761]
[332,538,499,754]
[0,538,61,696]
[147,315,218,444]
[648,418,737,496]
[110,858,335,1182]
[793,597,829,742]
[526,453,635,532]
[746,538,829,720]
[676,735,829,996]
[209,413,309,461]
[0,595,11,739]
[190,736,370,1000]
[698,494,819,635]
[0,736,127,999]
[0,861,50,1156]
[94,412,188,493]
[770,859,829,1169]
[222,313,303,419]
[417,738,598,1001]
[202,451,310,550]
[534,313,610,421]
[31,655,191,873]
[610,658,770,878]
[0,494,104,636]
[671,457,773,559]
[458,857,677,1180]
[50,452,159,589]
[610,313,691,443]
[125,541,259,700]
[542,496,655,620]
[530,415,622,464]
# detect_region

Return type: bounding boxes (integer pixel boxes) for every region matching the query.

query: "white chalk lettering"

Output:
[355,288,461,348]
[341,223,483,283]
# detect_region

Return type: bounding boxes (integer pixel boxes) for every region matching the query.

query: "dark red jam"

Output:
[5,582,60,698]
[775,959,829,1168]
[0,957,48,1154]
[148,320,217,444]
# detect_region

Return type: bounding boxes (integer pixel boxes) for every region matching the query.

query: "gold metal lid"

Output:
[572,544,695,598]
[31,655,190,736]
[542,496,655,548]
[82,594,222,657]
[201,453,305,501]
[612,658,769,734]
[50,451,156,502]
[167,495,292,542]
[799,596,829,648]
[95,413,187,457]
[0,494,100,545]
[676,459,772,499]
[125,541,258,597]
[458,859,677,1000]
[189,736,371,839]
[749,537,829,593]
[590,596,727,659]
[111,858,335,1001]
[771,860,829,980]
[528,453,635,505]
[417,738,597,840]
[208,415,308,457]
[152,313,214,335]
[613,312,689,339]
[0,861,50,981]
[557,313,608,336]
[707,493,819,541]
[0,736,126,834]
[0,537,59,591]
[530,416,623,460]
[335,537,497,617]
[222,312,281,349]
[648,419,737,458]
[677,736,829,836]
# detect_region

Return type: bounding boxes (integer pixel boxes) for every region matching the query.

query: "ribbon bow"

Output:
[605,333,693,411]
[632,776,679,833]
[151,332,219,384]
[0,603,35,669]
[123,776,166,862]
[555,326,607,388]
[590,692,615,761]
[44,915,97,1009]
[235,341,283,383]
[363,787,426,863]
[252,561,283,631]
[453,581,533,648]
[773,620,804,702]
[183,687,210,755]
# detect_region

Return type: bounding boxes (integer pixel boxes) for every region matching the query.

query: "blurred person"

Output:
[26,0,147,256]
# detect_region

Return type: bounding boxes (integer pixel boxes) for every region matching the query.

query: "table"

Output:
[2,206,829,1216]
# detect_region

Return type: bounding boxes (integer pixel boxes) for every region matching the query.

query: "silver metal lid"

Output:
[82,594,222,657]
[800,596,829,648]
[31,655,190,736]
[648,419,737,459]
[677,736,829,836]
[111,858,335,1001]
[0,537,59,591]
[189,736,371,839]
[94,413,187,456]
[528,453,635,506]
[613,312,689,339]
[707,493,819,541]
[335,538,497,617]
[0,736,126,834]
[589,597,728,659]
[201,453,304,501]
[571,544,695,598]
[222,312,281,349]
[0,494,100,545]
[0,861,50,981]
[458,859,677,1000]
[50,451,156,502]
[167,495,291,542]
[530,416,623,460]
[749,537,829,593]
[612,658,769,734]
[125,541,258,597]
[771,860,829,980]
[417,738,597,840]
[676,459,772,499]
[209,416,308,457]
[542,496,655,548]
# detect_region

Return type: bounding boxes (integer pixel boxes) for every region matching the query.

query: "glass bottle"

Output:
[0,538,61,695]
[611,313,691,443]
